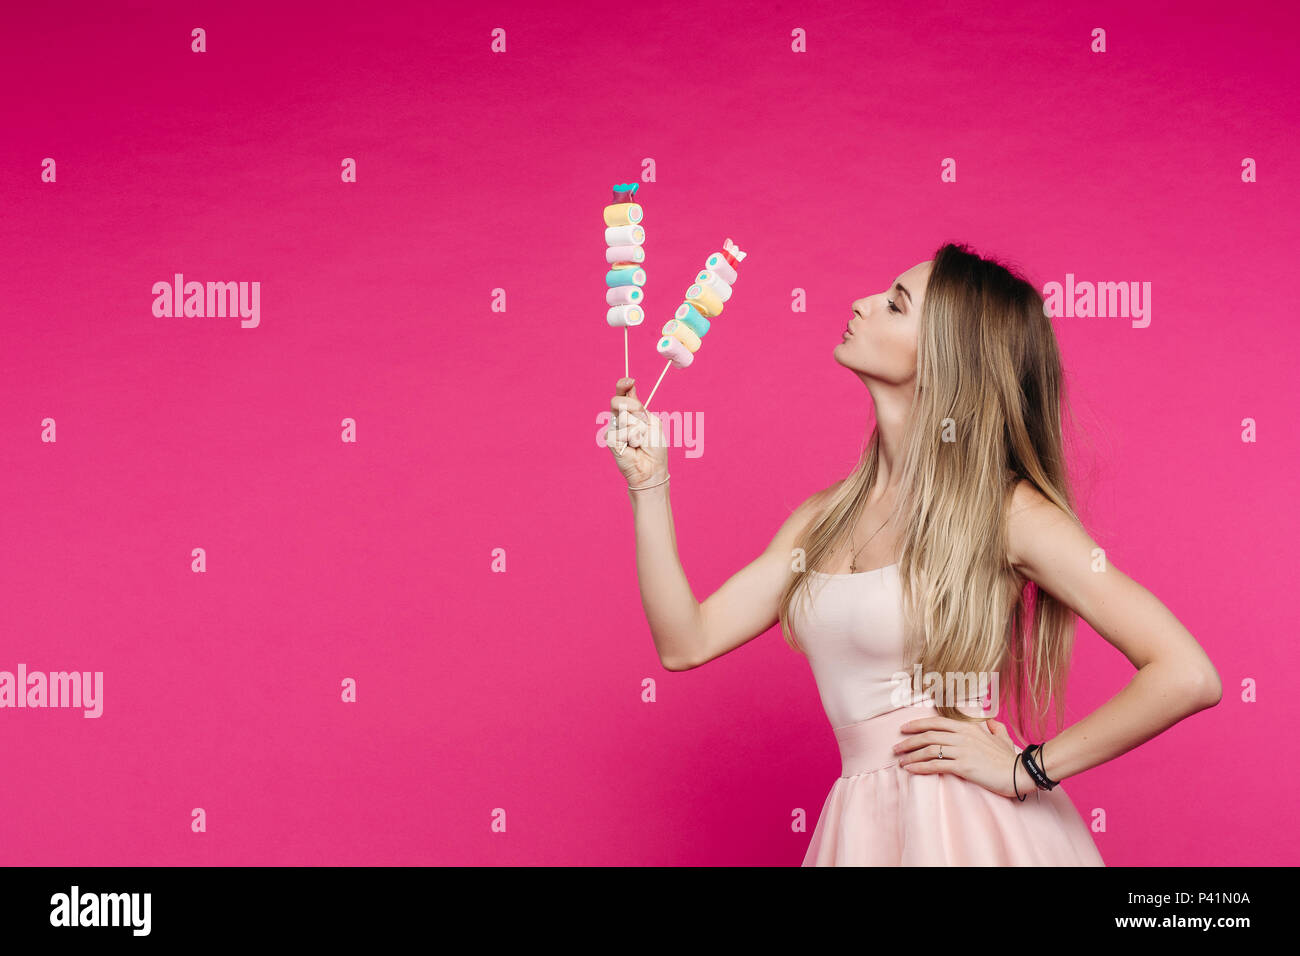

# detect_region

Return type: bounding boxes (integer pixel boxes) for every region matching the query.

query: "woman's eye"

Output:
[887,298,900,313]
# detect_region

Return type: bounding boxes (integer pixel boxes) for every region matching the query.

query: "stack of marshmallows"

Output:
[603,183,646,327]
[655,238,747,368]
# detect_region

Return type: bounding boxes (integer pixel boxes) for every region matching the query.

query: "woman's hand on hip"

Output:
[893,715,1032,799]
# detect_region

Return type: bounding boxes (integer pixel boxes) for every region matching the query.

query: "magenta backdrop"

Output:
[2,0,1297,866]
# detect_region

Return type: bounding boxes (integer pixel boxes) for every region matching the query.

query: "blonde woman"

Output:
[605,242,1221,866]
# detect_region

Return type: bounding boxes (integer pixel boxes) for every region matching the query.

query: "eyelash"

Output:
[887,298,900,313]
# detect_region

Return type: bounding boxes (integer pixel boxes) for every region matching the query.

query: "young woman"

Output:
[605,242,1221,866]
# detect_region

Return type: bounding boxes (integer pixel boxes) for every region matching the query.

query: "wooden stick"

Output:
[643,360,672,410]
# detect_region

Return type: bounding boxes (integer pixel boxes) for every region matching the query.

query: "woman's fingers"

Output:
[612,417,650,447]
[609,378,664,459]
[607,408,649,442]
[611,405,650,450]
[611,401,647,426]
[611,378,647,421]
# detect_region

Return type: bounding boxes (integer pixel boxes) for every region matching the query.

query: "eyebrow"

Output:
[895,282,913,305]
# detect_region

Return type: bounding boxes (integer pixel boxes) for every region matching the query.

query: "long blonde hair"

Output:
[778,242,1084,741]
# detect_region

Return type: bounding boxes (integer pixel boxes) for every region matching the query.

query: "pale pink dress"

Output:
[793,564,1105,866]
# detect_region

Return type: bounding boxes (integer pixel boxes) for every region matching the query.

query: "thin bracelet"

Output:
[628,473,670,492]
[1038,741,1058,788]
[1023,743,1058,790]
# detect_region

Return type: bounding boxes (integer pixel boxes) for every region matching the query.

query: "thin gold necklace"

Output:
[848,514,892,573]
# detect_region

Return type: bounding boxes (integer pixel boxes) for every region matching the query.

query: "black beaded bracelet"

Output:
[1022,743,1059,791]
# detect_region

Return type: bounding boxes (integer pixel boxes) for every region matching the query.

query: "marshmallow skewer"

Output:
[613,237,747,456]
[604,183,645,380]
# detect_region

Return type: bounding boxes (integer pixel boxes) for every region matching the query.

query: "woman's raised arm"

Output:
[606,376,835,670]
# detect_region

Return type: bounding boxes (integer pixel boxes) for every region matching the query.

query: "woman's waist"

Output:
[831,697,989,777]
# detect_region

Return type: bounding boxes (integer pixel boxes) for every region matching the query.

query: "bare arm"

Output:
[631,482,838,671]
[1005,481,1223,782]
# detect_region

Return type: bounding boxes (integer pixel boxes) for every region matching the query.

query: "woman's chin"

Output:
[832,344,872,375]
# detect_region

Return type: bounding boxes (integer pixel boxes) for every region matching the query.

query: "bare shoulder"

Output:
[768,479,844,551]
[1006,477,1053,519]
[1005,478,1085,578]
[790,481,842,528]
[801,478,846,514]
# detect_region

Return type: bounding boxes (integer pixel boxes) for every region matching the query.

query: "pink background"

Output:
[2,0,1297,865]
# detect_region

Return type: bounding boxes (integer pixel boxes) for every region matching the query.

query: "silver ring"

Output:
[938,746,945,759]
